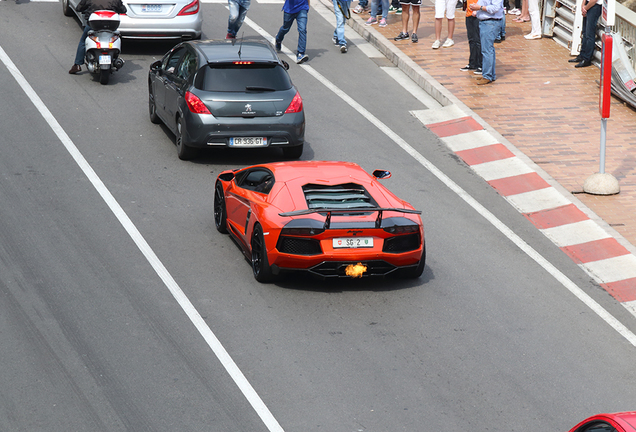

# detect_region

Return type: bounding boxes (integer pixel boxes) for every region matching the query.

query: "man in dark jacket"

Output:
[69,0,127,74]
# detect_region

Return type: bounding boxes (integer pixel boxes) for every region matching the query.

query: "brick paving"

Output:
[353,3,636,249]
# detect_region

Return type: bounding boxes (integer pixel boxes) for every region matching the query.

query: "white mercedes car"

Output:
[63,0,203,40]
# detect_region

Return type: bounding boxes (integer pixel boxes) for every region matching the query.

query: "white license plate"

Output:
[142,4,162,12]
[229,137,266,147]
[99,55,111,65]
[333,237,374,249]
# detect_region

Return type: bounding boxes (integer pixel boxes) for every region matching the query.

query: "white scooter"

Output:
[84,10,125,85]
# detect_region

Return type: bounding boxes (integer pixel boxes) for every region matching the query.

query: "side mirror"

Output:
[219,172,235,181]
[281,60,289,70]
[372,170,391,179]
[150,60,162,71]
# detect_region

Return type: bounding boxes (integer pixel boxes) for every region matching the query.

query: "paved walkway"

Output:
[328,0,636,314]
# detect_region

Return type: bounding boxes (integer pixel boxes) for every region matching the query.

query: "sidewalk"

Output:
[332,1,636,312]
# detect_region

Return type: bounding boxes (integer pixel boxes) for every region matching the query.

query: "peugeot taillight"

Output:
[178,0,199,15]
[185,91,211,114]
[284,91,303,114]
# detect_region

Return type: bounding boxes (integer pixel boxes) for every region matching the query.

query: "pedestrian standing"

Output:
[393,0,421,43]
[366,0,389,26]
[524,0,541,39]
[569,0,601,67]
[227,0,251,39]
[275,0,310,63]
[353,0,369,13]
[469,0,504,85]
[460,0,481,72]
[332,0,352,52]
[432,0,457,48]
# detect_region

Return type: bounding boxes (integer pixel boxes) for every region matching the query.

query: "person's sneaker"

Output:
[379,18,387,27]
[431,39,442,49]
[460,64,475,71]
[396,7,402,13]
[473,68,483,75]
[442,38,454,47]
[394,32,409,41]
[226,32,235,39]
[275,40,282,51]
[332,35,339,45]
[388,4,396,11]
[353,4,367,13]
[411,33,418,43]
[365,16,378,25]
[340,44,348,53]
[69,64,81,74]
[296,53,308,64]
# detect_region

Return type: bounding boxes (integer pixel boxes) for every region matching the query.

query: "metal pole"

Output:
[600,117,607,174]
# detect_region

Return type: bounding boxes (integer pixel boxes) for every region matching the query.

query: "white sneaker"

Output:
[442,38,454,48]
[431,39,441,49]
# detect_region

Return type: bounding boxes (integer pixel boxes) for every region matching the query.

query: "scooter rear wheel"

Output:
[99,69,110,85]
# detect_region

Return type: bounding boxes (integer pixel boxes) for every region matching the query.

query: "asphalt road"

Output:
[1,1,636,431]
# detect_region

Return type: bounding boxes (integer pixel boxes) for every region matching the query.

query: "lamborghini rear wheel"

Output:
[251,224,273,282]
[397,244,426,279]
[214,181,228,234]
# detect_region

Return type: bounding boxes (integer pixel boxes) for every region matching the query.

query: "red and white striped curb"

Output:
[413,106,636,319]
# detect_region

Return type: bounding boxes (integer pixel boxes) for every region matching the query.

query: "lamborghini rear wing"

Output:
[279,207,421,230]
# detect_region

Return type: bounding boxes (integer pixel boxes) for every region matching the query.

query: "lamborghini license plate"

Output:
[230,137,266,147]
[333,237,374,248]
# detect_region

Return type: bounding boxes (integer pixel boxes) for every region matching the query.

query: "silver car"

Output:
[63,0,202,40]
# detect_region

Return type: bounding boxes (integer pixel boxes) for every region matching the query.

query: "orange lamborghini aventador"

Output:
[214,161,425,282]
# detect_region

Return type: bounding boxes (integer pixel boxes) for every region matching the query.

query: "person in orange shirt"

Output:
[459,0,482,72]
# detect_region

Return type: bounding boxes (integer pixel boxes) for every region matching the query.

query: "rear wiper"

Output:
[245,86,276,92]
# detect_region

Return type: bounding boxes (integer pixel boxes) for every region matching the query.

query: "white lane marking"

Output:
[541,220,612,248]
[0,46,285,432]
[242,17,636,345]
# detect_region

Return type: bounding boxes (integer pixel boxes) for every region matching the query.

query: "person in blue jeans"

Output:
[353,0,369,13]
[470,0,504,84]
[569,0,601,67]
[227,0,251,39]
[495,0,507,42]
[332,0,352,52]
[275,0,310,63]
[365,0,389,26]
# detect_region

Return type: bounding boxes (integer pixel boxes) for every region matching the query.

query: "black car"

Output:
[148,39,305,160]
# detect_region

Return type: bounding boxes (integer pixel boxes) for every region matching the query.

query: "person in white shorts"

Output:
[432,0,456,48]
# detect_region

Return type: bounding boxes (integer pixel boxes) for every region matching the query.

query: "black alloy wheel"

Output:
[176,117,196,160]
[214,182,228,234]
[149,92,161,124]
[251,224,273,282]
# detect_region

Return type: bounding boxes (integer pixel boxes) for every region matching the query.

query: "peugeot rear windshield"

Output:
[196,63,293,92]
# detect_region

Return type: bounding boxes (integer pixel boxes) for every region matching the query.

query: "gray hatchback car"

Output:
[148,39,306,160]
